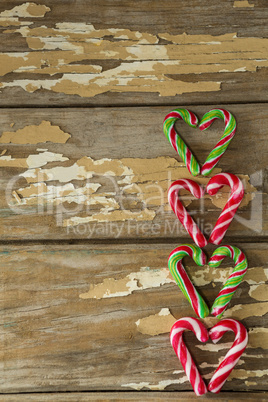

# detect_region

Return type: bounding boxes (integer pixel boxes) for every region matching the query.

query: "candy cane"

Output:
[199,109,236,176]
[163,109,200,176]
[209,246,248,318]
[170,317,208,396]
[208,319,248,393]
[206,173,244,245]
[168,179,207,248]
[163,108,236,177]
[168,245,209,318]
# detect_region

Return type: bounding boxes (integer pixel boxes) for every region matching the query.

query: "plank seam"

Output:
[0,100,267,110]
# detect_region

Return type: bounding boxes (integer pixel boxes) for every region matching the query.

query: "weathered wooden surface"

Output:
[0,243,267,393]
[0,1,267,106]
[0,105,266,241]
[0,392,267,401]
[0,0,267,399]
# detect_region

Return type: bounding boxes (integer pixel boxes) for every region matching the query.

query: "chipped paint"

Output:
[200,316,220,328]
[0,116,256,225]
[233,1,254,7]
[122,377,188,390]
[64,209,156,225]
[0,150,68,169]
[0,2,50,27]
[197,342,233,352]
[249,284,267,301]
[135,308,177,336]
[79,268,174,299]
[245,381,257,386]
[14,182,101,206]
[248,328,268,349]
[0,121,71,144]
[244,267,268,285]
[227,369,268,381]
[10,150,256,225]
[224,302,268,320]
[0,16,267,97]
[190,266,266,288]
[0,3,50,19]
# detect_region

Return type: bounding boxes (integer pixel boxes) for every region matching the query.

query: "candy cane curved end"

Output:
[168,245,209,318]
[208,319,248,393]
[206,173,244,245]
[168,180,207,248]
[163,109,200,176]
[208,245,248,318]
[170,318,208,396]
[199,109,236,176]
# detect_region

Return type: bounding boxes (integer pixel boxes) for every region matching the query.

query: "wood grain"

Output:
[0,1,267,106]
[0,105,266,240]
[0,392,267,401]
[1,243,267,393]
[0,0,267,398]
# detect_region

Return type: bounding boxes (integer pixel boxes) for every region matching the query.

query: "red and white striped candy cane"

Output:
[170,317,208,396]
[208,319,248,393]
[168,179,207,248]
[206,173,244,245]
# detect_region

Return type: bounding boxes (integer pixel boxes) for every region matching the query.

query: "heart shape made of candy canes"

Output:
[163,108,236,177]
[170,317,248,395]
[168,173,244,247]
[168,244,247,319]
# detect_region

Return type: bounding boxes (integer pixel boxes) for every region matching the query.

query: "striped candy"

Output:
[209,246,248,318]
[163,108,236,177]
[208,319,248,393]
[163,109,200,176]
[206,173,244,245]
[171,318,248,395]
[168,174,244,247]
[199,109,236,176]
[168,179,207,248]
[168,245,209,318]
[170,317,208,396]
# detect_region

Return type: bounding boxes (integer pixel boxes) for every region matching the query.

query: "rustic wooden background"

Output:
[0,0,267,400]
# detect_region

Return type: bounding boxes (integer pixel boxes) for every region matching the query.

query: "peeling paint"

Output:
[0,3,50,19]
[224,302,268,320]
[0,18,267,97]
[64,209,156,225]
[197,342,233,352]
[135,308,177,336]
[14,182,101,206]
[227,369,268,381]
[0,121,71,144]
[79,268,174,299]
[249,284,267,301]
[245,381,257,386]
[122,377,188,390]
[10,151,256,225]
[0,2,50,27]
[248,328,268,349]
[190,266,266,288]
[244,267,268,285]
[0,150,68,169]
[233,1,254,7]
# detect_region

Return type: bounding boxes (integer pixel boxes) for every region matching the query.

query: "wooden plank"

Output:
[0,105,266,240]
[1,243,267,393]
[0,392,268,401]
[0,1,267,106]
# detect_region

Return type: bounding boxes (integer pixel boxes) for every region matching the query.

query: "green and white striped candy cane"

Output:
[199,109,237,176]
[209,245,248,318]
[163,108,200,176]
[168,244,209,318]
